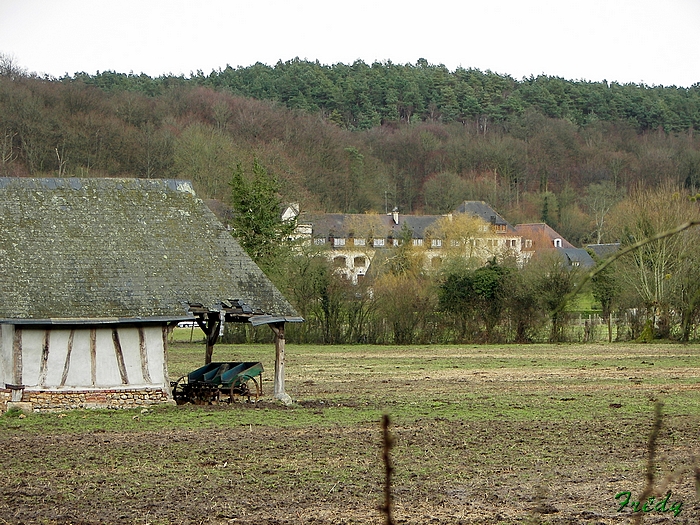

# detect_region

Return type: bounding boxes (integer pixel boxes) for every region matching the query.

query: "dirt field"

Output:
[1,342,699,524]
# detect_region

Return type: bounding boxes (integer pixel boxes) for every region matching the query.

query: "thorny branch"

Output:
[381,414,395,525]
[632,401,663,525]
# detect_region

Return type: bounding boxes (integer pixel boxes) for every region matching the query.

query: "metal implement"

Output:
[171,361,264,404]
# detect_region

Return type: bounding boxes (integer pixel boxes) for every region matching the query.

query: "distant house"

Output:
[297,201,523,283]
[0,178,302,411]
[515,223,595,269]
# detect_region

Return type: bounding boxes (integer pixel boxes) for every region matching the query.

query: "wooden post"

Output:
[11,325,23,402]
[270,322,292,405]
[196,314,221,365]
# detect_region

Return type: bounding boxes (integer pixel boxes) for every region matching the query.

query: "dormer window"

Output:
[413,238,424,247]
[554,238,562,248]
[373,238,385,247]
[334,237,346,247]
[431,239,442,248]
[354,238,366,246]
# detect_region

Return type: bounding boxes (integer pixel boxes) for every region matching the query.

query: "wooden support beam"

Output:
[269,322,292,405]
[196,313,221,365]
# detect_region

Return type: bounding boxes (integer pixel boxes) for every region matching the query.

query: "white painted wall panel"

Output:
[64,330,92,388]
[0,324,12,386]
[20,329,44,387]
[44,329,71,387]
[1,325,170,391]
[145,326,166,386]
[117,327,142,384]
[94,328,123,386]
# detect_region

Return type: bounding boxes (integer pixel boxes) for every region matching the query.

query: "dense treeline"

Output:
[3,58,700,246]
[74,59,700,133]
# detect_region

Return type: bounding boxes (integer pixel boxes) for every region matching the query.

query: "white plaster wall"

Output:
[44,330,72,387]
[19,329,44,387]
[12,325,168,390]
[94,328,123,386]
[0,324,13,386]
[116,327,145,384]
[63,329,92,388]
[144,326,166,384]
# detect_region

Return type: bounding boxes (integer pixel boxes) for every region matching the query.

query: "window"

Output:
[412,238,423,247]
[354,238,366,246]
[450,240,460,247]
[525,239,532,248]
[373,238,385,247]
[554,238,562,248]
[431,239,442,248]
[314,238,326,245]
[333,237,346,247]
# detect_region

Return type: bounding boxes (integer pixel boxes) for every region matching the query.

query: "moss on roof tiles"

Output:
[0,177,298,321]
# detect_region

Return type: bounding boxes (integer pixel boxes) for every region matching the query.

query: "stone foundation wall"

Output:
[0,388,11,413]
[16,388,172,412]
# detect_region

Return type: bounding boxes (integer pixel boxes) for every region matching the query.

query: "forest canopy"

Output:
[1,56,700,247]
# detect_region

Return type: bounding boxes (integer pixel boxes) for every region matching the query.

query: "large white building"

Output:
[295,201,524,283]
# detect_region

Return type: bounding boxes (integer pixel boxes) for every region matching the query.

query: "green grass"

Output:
[2,341,700,524]
[6,341,699,431]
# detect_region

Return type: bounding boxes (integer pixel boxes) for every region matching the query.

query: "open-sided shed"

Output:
[0,177,302,411]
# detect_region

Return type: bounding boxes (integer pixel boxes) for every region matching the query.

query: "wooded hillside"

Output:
[2,58,699,245]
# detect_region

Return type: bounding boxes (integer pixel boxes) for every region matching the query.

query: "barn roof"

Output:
[0,177,301,324]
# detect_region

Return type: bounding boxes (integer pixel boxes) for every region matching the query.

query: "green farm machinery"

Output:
[171,361,264,404]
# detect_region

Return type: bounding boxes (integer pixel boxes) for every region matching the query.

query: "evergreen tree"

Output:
[229,159,296,272]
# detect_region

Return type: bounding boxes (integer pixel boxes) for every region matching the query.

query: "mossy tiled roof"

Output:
[0,178,299,322]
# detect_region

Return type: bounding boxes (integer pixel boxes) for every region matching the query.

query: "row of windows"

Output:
[318,237,521,249]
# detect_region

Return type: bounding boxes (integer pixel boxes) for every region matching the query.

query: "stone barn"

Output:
[0,178,302,411]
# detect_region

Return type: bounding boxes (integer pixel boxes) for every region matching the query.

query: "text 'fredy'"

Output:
[615,491,682,516]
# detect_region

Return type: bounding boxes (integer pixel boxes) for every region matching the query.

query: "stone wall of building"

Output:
[0,388,11,412]
[16,388,173,411]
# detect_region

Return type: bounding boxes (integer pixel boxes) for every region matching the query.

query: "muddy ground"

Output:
[1,343,699,524]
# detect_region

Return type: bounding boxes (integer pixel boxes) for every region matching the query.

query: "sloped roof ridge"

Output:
[0,177,299,321]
